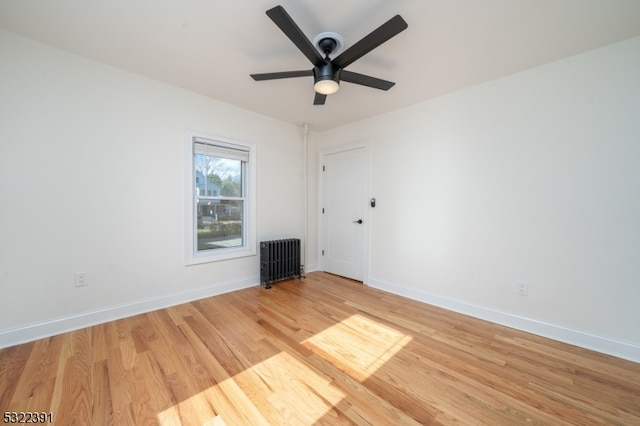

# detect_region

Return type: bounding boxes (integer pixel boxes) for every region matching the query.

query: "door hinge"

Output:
[322,165,325,172]
[322,208,325,214]
[322,250,325,256]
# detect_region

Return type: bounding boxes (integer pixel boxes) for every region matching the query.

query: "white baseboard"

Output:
[4,274,638,363]
[367,276,640,363]
[0,276,259,349]
[303,262,319,275]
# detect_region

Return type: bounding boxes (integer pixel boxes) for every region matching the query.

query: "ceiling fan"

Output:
[250,5,408,105]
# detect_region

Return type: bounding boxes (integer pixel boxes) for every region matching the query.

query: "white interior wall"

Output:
[310,37,640,361]
[2,26,639,362]
[0,29,303,346]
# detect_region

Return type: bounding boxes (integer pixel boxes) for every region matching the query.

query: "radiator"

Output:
[260,238,301,288]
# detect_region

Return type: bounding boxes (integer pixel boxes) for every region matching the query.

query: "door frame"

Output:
[318,140,371,284]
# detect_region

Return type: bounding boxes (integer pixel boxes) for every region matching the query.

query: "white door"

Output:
[321,146,367,281]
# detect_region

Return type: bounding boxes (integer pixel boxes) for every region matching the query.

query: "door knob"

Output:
[353,219,363,224]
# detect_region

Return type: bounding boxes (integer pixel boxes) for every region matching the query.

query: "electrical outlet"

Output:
[75,271,88,287]
[516,281,528,296]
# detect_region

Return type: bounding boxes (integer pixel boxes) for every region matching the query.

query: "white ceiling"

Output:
[1,0,640,131]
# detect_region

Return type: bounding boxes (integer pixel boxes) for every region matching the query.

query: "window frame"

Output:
[184,130,256,265]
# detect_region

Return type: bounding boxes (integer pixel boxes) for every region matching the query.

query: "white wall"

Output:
[0,29,304,346]
[310,37,640,361]
[3,27,639,362]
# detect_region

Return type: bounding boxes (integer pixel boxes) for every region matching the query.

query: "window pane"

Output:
[197,199,243,251]
[194,154,242,197]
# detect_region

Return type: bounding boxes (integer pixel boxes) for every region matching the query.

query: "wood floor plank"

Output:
[10,335,64,403]
[92,359,114,426]
[0,341,34,406]
[1,272,639,425]
[63,355,92,425]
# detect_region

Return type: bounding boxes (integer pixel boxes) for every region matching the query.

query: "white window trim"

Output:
[184,129,256,265]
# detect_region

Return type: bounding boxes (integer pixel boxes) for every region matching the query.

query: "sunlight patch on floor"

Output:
[239,350,346,424]
[157,389,228,426]
[303,313,413,381]
[158,314,410,425]
[158,410,226,426]
[158,351,345,425]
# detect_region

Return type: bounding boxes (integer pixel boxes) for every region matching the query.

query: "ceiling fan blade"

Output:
[313,92,327,105]
[251,70,313,81]
[340,70,395,90]
[333,15,408,69]
[266,6,325,67]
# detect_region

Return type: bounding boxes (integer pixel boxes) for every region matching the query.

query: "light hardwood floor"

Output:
[1,272,639,425]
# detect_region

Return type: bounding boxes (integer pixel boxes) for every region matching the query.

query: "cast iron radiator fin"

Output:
[260,238,301,289]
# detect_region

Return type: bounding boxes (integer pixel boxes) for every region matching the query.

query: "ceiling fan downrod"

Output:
[318,37,337,60]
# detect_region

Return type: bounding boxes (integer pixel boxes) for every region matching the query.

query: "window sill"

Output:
[185,245,256,266]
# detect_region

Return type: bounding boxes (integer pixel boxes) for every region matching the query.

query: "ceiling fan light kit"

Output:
[313,61,341,95]
[250,5,407,105]
[314,79,340,95]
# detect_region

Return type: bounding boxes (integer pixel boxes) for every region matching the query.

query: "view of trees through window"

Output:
[195,153,244,251]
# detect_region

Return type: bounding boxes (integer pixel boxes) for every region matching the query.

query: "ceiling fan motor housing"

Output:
[314,61,341,85]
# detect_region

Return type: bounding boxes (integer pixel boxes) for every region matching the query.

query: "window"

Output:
[185,132,256,264]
